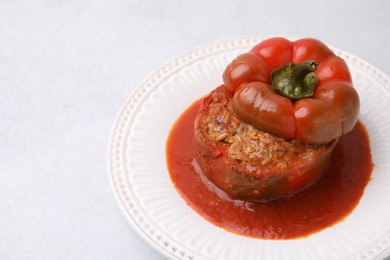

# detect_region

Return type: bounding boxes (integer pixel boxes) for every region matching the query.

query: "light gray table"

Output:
[1,0,389,259]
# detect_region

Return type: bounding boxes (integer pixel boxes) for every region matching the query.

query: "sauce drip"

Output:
[166,99,373,239]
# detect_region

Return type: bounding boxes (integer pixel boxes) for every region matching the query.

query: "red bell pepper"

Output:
[223,37,360,144]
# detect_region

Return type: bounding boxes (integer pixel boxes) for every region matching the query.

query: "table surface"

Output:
[1,0,389,259]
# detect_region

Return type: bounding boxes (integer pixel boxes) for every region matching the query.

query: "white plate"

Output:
[108,37,390,260]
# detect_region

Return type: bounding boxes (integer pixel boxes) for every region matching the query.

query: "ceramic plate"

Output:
[108,37,390,260]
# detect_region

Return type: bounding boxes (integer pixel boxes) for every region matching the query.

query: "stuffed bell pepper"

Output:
[194,37,360,201]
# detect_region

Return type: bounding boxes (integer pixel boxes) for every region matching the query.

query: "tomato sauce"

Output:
[166,99,374,239]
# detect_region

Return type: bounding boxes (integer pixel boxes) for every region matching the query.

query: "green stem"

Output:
[271,60,318,100]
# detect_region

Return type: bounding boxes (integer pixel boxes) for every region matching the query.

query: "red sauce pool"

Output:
[166,99,374,239]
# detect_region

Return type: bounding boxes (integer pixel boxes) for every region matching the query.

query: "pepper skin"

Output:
[224,37,359,144]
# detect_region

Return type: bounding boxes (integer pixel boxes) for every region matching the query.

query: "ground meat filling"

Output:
[202,96,327,169]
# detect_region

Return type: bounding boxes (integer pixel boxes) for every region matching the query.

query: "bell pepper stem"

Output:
[271,60,318,100]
